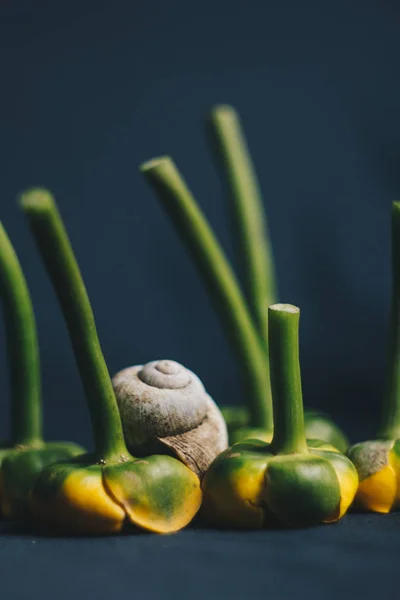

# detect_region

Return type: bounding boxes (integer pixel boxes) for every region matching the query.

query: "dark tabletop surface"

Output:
[1,513,398,600]
[1,2,400,599]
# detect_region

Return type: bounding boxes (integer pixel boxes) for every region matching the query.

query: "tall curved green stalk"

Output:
[0,222,42,446]
[141,157,272,430]
[21,190,127,462]
[208,105,277,345]
[379,202,400,439]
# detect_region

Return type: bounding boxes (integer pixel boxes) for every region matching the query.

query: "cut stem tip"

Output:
[19,188,55,213]
[269,304,299,315]
[140,156,172,174]
[210,104,238,119]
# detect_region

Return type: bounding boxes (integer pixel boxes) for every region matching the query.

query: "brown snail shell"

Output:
[112,359,228,477]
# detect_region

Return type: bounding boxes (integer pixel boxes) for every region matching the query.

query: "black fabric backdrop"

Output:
[0,1,399,598]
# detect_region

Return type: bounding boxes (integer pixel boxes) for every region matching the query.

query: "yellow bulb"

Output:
[30,469,125,534]
[355,465,397,514]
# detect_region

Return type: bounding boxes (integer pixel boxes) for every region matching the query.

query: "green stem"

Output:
[379,202,400,439]
[268,304,308,454]
[20,189,128,461]
[140,157,272,429]
[0,223,42,445]
[208,105,277,346]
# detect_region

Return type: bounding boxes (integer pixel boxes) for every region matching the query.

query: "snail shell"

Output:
[112,359,228,477]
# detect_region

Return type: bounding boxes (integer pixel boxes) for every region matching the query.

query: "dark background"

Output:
[0,1,400,599]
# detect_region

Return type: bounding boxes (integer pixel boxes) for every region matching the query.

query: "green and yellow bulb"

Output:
[202,304,358,528]
[30,453,201,535]
[347,440,400,513]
